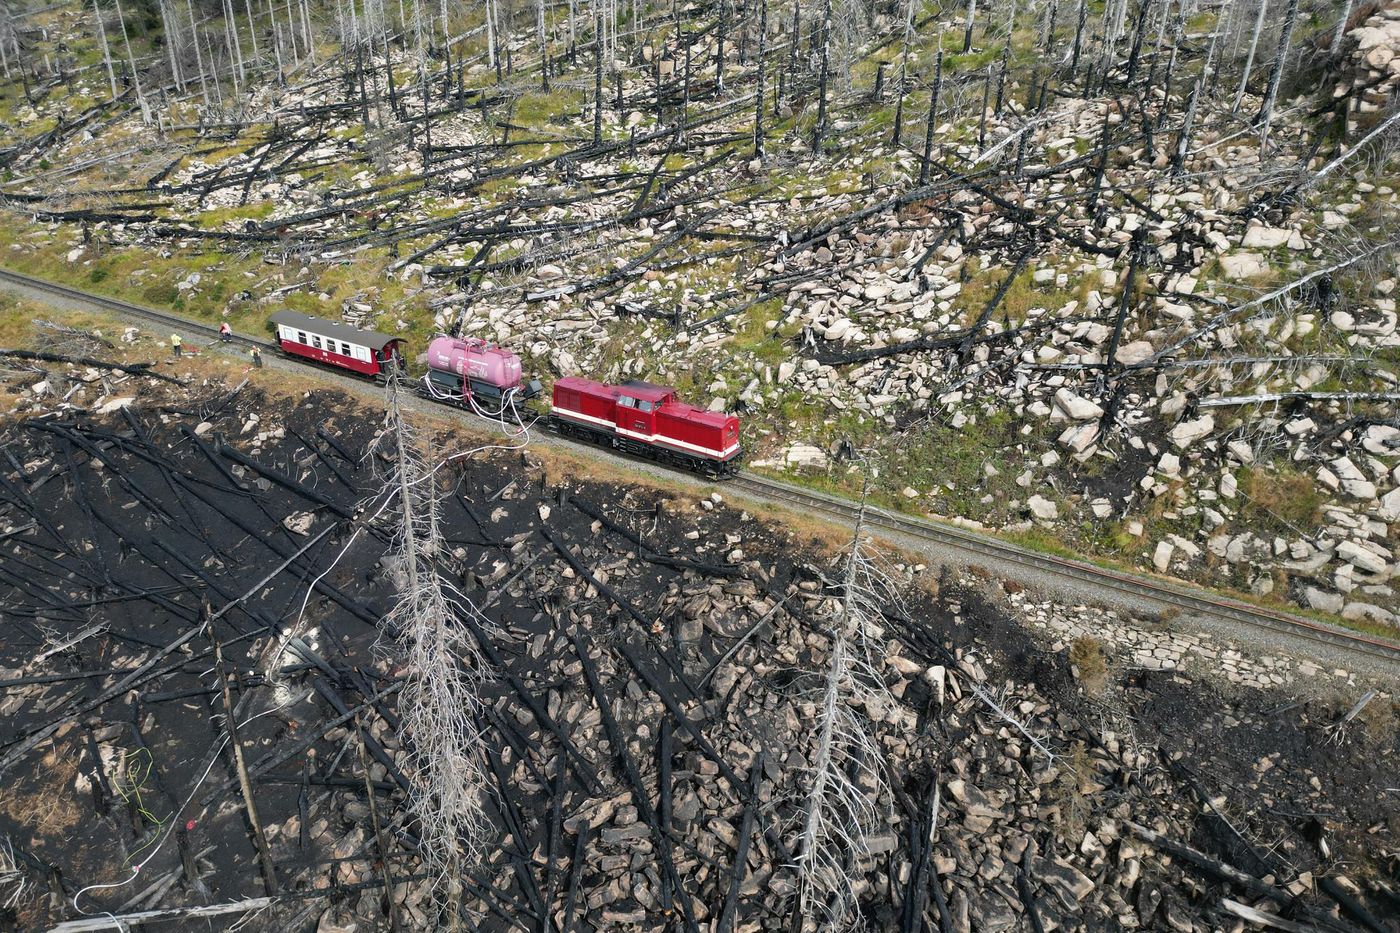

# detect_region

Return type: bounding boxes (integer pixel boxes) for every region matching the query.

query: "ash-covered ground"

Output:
[0,359,1396,932]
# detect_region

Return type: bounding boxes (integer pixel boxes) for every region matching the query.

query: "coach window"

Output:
[342,342,352,355]
[297,331,308,344]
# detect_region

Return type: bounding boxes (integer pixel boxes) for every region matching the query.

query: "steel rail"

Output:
[0,266,249,347]
[730,474,1400,665]
[3,264,1399,668]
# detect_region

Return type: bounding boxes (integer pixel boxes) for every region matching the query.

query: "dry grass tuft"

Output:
[3,742,82,838]
[1068,636,1109,695]
[1359,696,1397,747]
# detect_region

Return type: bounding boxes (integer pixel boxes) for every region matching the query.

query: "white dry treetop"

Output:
[372,375,494,929]
[795,477,896,931]
[0,837,26,915]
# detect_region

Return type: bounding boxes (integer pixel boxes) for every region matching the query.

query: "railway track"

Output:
[731,474,1400,667]
[4,264,1400,670]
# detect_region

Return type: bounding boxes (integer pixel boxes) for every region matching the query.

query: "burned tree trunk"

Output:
[920,46,943,184]
[1331,0,1355,59]
[537,0,549,90]
[1071,0,1088,71]
[893,0,913,145]
[1255,0,1298,143]
[754,0,768,158]
[1233,0,1268,112]
[716,0,728,93]
[811,0,834,152]
[92,0,118,100]
[593,14,604,146]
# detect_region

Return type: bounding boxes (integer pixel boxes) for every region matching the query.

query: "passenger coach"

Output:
[269,310,406,378]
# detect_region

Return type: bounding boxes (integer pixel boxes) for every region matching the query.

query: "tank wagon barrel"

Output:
[421,335,542,413]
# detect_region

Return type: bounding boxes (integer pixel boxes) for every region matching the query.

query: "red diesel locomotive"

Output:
[264,314,741,476]
[548,377,742,477]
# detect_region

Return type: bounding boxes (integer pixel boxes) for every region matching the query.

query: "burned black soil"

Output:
[0,371,1396,932]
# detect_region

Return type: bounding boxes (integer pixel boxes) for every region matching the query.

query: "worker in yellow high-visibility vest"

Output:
[170,333,183,358]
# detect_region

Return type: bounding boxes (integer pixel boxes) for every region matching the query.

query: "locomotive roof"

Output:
[269,310,399,351]
[617,380,674,402]
[556,376,736,425]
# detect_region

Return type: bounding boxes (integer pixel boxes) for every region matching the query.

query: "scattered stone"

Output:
[1028,495,1059,520]
[1167,415,1214,449]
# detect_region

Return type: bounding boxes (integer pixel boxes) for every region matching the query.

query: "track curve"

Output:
[4,264,1398,670]
[730,474,1400,666]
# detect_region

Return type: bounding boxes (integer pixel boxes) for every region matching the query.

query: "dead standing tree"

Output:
[372,376,494,930]
[795,477,896,931]
[1254,0,1298,144]
[810,0,868,152]
[812,0,834,151]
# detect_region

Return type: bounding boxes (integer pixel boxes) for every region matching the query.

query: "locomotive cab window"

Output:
[618,396,637,409]
[637,400,656,413]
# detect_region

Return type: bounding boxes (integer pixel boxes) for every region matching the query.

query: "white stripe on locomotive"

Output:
[550,406,739,459]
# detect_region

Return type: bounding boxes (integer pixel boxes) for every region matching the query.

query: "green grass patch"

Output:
[196,202,277,227]
[1239,467,1325,532]
[512,88,586,127]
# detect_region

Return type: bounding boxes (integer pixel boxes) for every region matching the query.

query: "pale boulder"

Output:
[1342,602,1397,627]
[1241,224,1291,249]
[1365,45,1395,69]
[1331,457,1377,500]
[1114,340,1155,365]
[1168,415,1215,449]
[1053,388,1105,421]
[1028,495,1059,520]
[1221,252,1269,279]
[1304,587,1344,614]
[97,397,136,414]
[784,444,829,470]
[1058,423,1100,453]
[1337,540,1388,575]
[1152,540,1174,572]
[1378,487,1400,522]
[823,318,853,340]
[1362,425,1400,455]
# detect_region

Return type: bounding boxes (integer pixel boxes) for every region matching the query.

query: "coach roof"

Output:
[269,310,399,352]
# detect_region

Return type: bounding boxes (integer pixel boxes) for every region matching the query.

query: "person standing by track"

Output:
[170,333,182,358]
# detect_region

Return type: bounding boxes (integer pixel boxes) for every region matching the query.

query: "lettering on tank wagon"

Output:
[549,406,740,459]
